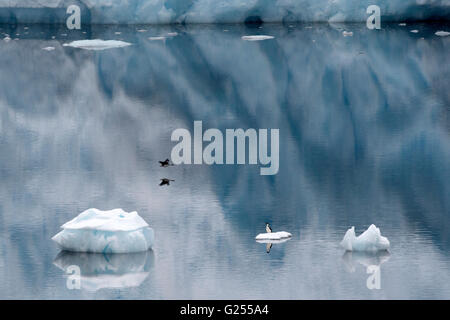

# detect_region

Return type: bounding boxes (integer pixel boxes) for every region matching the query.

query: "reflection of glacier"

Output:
[0,24,449,298]
[0,1,449,23]
[53,251,154,291]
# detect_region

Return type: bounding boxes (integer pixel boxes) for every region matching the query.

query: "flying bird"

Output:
[159,159,172,167]
[159,178,175,186]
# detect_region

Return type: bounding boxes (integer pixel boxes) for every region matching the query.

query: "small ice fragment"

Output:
[63,39,132,50]
[3,36,11,42]
[255,231,292,240]
[52,208,154,253]
[435,31,450,37]
[410,30,419,33]
[115,32,121,35]
[167,32,178,37]
[61,34,67,36]
[223,29,229,32]
[340,224,390,252]
[241,35,274,41]
[399,23,407,26]
[148,36,166,41]
[342,31,353,36]
[42,46,55,51]
[137,29,147,32]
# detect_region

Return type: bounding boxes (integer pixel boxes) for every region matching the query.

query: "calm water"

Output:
[0,22,449,299]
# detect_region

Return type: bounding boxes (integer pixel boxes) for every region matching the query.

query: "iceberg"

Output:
[52,208,154,253]
[340,224,390,252]
[255,231,292,240]
[53,250,154,291]
[62,39,132,51]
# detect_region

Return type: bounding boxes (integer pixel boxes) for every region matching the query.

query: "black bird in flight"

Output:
[159,178,175,186]
[159,159,172,167]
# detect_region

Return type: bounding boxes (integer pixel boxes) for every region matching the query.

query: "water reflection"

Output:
[0,23,449,299]
[53,250,154,291]
[342,250,390,273]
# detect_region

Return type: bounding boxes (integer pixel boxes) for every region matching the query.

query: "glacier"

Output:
[0,0,449,24]
[52,208,155,253]
[340,225,390,252]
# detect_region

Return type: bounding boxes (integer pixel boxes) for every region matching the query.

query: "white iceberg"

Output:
[63,39,132,51]
[340,224,390,252]
[241,35,274,41]
[435,31,450,37]
[255,231,292,240]
[53,250,153,291]
[52,208,154,253]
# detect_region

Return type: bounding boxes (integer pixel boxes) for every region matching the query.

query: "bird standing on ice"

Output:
[266,223,272,233]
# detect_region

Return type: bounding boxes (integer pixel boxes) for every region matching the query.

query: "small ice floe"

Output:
[149,36,166,41]
[435,31,450,37]
[115,32,122,35]
[241,35,274,41]
[340,224,390,252]
[167,32,178,37]
[52,208,154,253]
[137,29,147,32]
[53,250,153,291]
[3,36,11,42]
[255,231,292,240]
[342,31,353,37]
[256,223,292,241]
[63,39,132,50]
[42,46,55,51]
[398,23,407,26]
[410,30,419,33]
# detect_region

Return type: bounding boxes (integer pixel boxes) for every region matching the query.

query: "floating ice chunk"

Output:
[255,231,292,240]
[435,31,450,37]
[399,23,407,26]
[167,32,178,37]
[340,224,390,252]
[3,36,11,42]
[242,35,274,41]
[149,36,166,41]
[53,250,153,291]
[410,30,419,33]
[137,29,147,32]
[52,208,154,253]
[63,39,132,50]
[342,31,353,36]
[42,46,55,51]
